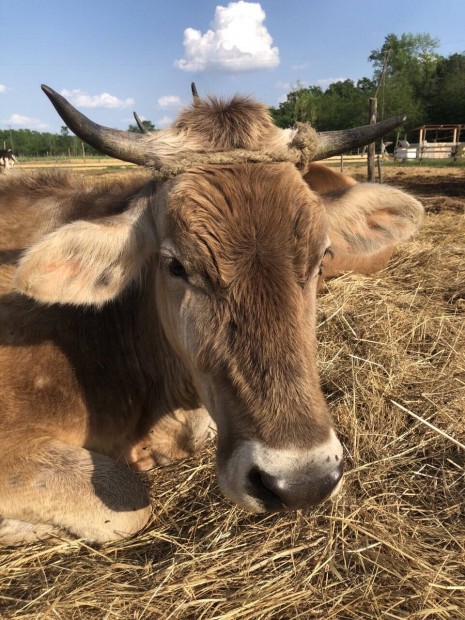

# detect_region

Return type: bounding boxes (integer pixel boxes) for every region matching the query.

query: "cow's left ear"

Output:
[14,196,156,306]
[322,183,424,256]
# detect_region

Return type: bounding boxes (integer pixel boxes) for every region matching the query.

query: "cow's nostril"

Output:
[321,458,344,499]
[247,458,344,511]
[247,467,285,511]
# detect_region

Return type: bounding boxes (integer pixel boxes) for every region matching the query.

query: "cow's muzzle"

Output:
[247,457,343,511]
[218,429,344,512]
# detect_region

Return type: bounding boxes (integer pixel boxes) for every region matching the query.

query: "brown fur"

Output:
[173,96,277,151]
[143,96,317,174]
[304,162,357,193]
[165,164,330,448]
[305,164,410,280]
[0,157,422,541]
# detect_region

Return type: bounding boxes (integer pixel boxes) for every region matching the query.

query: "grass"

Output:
[0,169,464,619]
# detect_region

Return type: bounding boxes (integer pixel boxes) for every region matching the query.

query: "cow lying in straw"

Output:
[0,85,423,545]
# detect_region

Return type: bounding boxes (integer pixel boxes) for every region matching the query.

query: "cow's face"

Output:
[153,163,343,512]
[14,161,422,513]
[14,85,424,515]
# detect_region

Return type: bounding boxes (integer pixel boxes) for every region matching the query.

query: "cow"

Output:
[0,149,17,173]
[0,85,423,545]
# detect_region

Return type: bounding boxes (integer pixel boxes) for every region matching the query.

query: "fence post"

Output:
[367,97,377,182]
[377,155,383,183]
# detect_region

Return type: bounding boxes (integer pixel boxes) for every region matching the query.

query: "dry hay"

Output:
[0,170,464,619]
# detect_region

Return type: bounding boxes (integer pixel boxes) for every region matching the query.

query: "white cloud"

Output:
[175,1,279,73]
[157,95,182,108]
[275,81,291,91]
[291,63,309,71]
[156,115,174,128]
[0,84,6,93]
[7,114,48,129]
[60,89,135,109]
[317,77,346,90]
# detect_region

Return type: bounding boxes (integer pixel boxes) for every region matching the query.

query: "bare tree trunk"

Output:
[367,98,377,182]
[377,155,383,183]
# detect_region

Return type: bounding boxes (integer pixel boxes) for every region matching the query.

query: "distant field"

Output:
[14,154,464,174]
[15,157,136,172]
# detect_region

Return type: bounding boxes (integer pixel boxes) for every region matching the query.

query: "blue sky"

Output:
[1,0,465,133]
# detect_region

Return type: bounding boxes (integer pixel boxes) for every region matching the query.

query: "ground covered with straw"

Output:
[1,166,464,619]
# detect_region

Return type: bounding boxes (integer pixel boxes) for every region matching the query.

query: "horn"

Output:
[191,82,200,103]
[312,115,406,160]
[42,85,161,166]
[133,111,148,134]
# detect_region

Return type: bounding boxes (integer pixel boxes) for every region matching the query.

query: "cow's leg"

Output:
[0,438,151,545]
[127,407,216,471]
[0,517,63,546]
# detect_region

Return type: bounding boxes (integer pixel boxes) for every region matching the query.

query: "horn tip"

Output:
[41,84,61,102]
[191,82,200,101]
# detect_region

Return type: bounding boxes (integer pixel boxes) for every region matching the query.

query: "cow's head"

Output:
[14,86,423,512]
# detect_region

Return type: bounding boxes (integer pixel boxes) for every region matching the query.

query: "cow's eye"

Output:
[167,257,188,280]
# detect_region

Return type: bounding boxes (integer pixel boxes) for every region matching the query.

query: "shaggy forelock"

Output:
[172,96,278,151]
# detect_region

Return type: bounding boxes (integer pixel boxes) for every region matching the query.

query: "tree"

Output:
[128,119,156,133]
[369,33,439,81]
[316,80,367,130]
[369,33,440,126]
[429,53,465,123]
[271,84,323,128]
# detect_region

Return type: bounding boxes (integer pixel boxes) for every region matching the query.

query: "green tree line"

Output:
[0,126,102,158]
[272,33,465,137]
[1,33,464,157]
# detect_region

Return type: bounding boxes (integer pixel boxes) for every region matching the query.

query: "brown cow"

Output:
[0,86,423,545]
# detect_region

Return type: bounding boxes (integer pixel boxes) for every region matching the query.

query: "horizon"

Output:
[1,0,465,134]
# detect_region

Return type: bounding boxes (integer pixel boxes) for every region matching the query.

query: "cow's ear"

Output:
[14,200,156,306]
[322,183,423,256]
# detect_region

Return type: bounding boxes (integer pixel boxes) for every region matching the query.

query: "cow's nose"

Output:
[247,459,343,511]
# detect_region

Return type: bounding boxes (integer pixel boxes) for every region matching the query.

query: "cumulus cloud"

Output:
[8,114,48,130]
[0,84,6,93]
[60,89,135,109]
[156,115,174,128]
[157,95,182,108]
[175,1,279,73]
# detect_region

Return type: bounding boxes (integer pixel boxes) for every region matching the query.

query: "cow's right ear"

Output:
[14,200,156,306]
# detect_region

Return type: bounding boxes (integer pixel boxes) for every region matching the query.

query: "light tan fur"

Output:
[137,96,314,174]
[304,162,357,193]
[0,97,423,544]
[305,163,422,280]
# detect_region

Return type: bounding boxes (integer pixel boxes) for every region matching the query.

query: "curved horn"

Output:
[133,111,148,134]
[312,115,406,160]
[191,82,200,103]
[41,85,157,166]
